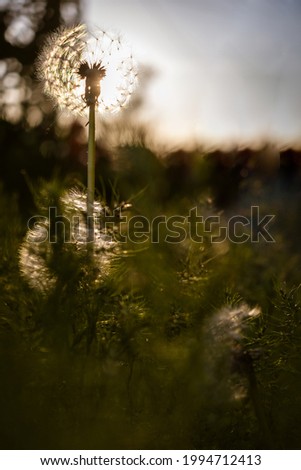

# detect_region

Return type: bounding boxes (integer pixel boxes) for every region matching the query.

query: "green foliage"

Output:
[2,0,300,451]
[1,152,301,450]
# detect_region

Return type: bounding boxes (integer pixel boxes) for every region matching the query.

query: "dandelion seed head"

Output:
[203,303,261,403]
[60,188,116,254]
[19,189,118,293]
[19,222,56,294]
[209,304,261,343]
[37,24,138,116]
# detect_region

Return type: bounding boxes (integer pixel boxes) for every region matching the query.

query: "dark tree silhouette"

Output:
[0,0,82,209]
[0,0,81,120]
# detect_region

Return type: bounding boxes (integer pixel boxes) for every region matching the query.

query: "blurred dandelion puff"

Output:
[209,303,261,344]
[37,24,138,115]
[19,188,118,293]
[203,303,261,403]
[19,221,56,293]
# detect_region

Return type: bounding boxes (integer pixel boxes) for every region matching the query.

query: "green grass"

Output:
[1,151,301,449]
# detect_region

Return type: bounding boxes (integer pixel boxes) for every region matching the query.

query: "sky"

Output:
[84,0,301,149]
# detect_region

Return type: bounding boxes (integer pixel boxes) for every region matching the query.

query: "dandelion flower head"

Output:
[37,24,138,115]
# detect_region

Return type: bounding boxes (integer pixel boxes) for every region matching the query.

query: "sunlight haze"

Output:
[84,0,301,149]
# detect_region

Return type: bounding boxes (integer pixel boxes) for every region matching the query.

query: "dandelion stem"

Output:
[87,102,96,243]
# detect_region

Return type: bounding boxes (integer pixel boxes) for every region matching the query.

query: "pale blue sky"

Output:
[84,0,301,149]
